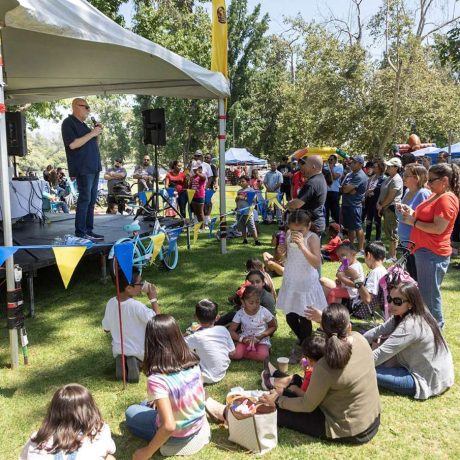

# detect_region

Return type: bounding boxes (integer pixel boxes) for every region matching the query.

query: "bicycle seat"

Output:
[123,221,141,233]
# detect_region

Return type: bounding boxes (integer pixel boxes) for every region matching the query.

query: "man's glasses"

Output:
[387,295,408,306]
[78,104,90,110]
[427,177,441,184]
[131,282,144,287]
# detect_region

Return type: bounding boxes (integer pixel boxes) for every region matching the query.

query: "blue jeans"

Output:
[376,366,416,396]
[75,173,99,236]
[414,248,450,328]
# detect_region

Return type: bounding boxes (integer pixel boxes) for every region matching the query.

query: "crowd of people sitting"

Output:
[41,164,71,213]
[19,148,460,458]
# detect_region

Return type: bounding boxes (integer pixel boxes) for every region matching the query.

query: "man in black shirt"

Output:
[287,155,327,235]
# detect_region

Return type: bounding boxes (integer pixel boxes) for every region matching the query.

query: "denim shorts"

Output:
[341,206,362,231]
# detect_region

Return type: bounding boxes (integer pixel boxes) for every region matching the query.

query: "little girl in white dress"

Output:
[276,210,328,363]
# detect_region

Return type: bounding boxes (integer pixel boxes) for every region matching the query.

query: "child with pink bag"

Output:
[229,285,277,362]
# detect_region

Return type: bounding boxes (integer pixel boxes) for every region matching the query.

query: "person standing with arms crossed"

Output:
[61,98,104,241]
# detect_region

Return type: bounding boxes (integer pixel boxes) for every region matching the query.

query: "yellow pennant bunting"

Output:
[145,191,153,204]
[266,192,278,202]
[245,205,255,224]
[193,222,202,245]
[186,189,196,203]
[273,199,285,211]
[150,233,166,264]
[52,246,87,288]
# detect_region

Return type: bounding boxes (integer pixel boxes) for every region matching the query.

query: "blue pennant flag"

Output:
[167,188,175,198]
[208,217,218,239]
[277,192,283,204]
[205,189,215,204]
[139,191,147,206]
[114,241,135,283]
[246,191,256,206]
[0,246,18,266]
[168,228,183,253]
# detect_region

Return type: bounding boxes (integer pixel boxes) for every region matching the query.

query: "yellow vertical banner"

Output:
[273,199,285,211]
[193,222,202,245]
[52,246,87,288]
[150,233,165,264]
[186,189,196,203]
[245,205,255,224]
[211,0,228,78]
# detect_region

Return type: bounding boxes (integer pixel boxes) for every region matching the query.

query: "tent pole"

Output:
[218,98,227,254]
[0,46,19,369]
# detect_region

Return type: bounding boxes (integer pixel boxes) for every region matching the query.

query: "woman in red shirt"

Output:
[165,160,187,217]
[400,163,460,328]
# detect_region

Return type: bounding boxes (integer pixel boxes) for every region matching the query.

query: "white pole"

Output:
[0,47,19,369]
[218,98,227,254]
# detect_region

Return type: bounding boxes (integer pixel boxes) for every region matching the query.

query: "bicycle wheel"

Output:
[161,230,179,270]
[109,239,144,280]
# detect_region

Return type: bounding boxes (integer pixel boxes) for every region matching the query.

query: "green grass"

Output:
[1,217,460,459]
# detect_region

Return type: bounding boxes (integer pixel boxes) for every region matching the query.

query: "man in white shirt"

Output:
[185,299,235,384]
[102,268,160,382]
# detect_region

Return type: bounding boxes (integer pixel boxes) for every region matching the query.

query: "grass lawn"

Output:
[1,213,460,459]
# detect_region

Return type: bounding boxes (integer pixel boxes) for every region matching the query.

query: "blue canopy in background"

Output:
[225,148,267,166]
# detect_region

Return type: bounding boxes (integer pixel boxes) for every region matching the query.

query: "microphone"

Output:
[91,116,98,127]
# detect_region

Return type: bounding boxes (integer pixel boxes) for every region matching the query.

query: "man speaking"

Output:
[61,98,104,241]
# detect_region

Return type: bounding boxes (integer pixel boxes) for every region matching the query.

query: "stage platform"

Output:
[0,212,184,275]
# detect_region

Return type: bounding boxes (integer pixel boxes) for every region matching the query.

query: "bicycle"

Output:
[108,219,179,279]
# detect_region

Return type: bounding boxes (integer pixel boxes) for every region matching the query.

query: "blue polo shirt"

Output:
[341,169,368,207]
[61,115,102,177]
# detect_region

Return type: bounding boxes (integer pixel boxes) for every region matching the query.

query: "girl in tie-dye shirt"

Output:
[125,315,210,458]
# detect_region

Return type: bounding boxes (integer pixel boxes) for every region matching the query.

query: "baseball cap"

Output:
[194,150,203,157]
[384,157,402,168]
[351,155,365,165]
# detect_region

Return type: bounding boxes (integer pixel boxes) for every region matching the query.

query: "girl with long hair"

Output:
[20,384,116,459]
[125,315,210,458]
[364,282,454,399]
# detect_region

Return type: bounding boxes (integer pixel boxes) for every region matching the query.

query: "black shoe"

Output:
[254,240,262,246]
[242,239,249,244]
[87,231,104,241]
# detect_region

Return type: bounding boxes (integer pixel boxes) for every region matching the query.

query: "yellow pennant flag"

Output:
[186,189,196,203]
[150,233,165,264]
[245,205,255,224]
[211,0,228,77]
[145,191,153,204]
[53,246,87,288]
[266,192,278,202]
[273,199,285,211]
[193,222,202,245]
[226,190,237,201]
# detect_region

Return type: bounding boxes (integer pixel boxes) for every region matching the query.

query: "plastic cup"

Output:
[141,281,151,293]
[277,357,289,374]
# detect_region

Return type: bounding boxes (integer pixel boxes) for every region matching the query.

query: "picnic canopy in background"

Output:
[225,148,267,166]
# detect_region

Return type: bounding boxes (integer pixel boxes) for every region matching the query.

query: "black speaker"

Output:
[142,108,166,146]
[6,112,27,157]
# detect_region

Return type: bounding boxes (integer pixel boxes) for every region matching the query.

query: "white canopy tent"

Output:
[0,0,230,368]
[412,146,440,157]
[225,148,267,165]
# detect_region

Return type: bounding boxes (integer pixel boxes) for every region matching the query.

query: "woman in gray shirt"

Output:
[364,282,454,399]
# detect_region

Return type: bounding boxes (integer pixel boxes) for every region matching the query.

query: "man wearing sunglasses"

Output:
[61,98,104,241]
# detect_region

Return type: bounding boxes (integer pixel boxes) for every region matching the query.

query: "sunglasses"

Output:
[78,104,90,110]
[131,282,144,287]
[427,177,442,184]
[387,295,408,306]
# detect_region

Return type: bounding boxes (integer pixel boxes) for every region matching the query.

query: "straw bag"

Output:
[227,397,278,455]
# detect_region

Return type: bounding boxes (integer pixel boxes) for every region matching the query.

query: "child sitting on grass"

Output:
[102,267,160,383]
[229,286,277,362]
[321,223,343,261]
[246,257,277,300]
[20,384,116,459]
[185,299,235,384]
[261,335,326,396]
[262,227,286,276]
[320,241,364,305]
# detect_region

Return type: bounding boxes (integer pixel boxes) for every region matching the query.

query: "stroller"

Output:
[349,241,416,331]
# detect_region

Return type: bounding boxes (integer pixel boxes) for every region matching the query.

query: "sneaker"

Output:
[263,358,277,377]
[254,240,262,246]
[242,238,249,244]
[260,370,275,391]
[126,356,140,383]
[205,397,226,423]
[87,231,104,241]
[289,344,303,364]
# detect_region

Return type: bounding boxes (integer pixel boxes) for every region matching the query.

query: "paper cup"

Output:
[141,281,151,293]
[277,357,289,374]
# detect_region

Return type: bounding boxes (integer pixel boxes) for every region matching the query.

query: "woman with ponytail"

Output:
[400,163,460,328]
[260,304,380,444]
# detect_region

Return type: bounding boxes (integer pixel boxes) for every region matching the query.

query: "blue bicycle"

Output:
[108,219,179,278]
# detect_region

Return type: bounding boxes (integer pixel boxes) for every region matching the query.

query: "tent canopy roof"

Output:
[225,148,266,165]
[1,0,230,105]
